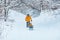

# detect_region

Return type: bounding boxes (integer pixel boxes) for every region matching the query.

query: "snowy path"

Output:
[0,10,60,40]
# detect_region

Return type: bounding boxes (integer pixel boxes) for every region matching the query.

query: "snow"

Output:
[0,9,60,40]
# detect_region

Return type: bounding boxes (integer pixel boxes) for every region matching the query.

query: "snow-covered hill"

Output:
[0,9,60,40]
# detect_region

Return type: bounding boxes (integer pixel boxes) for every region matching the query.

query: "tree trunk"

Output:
[4,8,9,21]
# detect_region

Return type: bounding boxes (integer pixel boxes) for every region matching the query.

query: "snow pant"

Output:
[26,22,30,27]
[29,26,33,30]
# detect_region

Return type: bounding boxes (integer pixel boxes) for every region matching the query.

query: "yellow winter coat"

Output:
[25,16,32,22]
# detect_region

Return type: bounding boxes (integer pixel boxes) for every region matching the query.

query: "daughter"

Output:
[29,23,33,30]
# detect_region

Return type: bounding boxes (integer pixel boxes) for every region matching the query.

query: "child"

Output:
[29,23,33,30]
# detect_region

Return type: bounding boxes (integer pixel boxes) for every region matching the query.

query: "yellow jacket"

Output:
[25,16,32,22]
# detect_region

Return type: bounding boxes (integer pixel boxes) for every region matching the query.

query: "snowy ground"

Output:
[0,9,60,40]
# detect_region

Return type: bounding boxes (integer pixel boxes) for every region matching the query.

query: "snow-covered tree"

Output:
[0,0,60,21]
[0,0,21,21]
